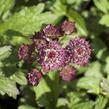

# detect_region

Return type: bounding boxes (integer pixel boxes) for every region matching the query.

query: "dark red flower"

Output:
[67,37,92,65]
[64,46,73,64]
[18,44,29,60]
[43,24,61,40]
[27,69,42,86]
[31,32,48,49]
[61,20,75,35]
[38,41,66,71]
[18,44,35,63]
[60,65,76,81]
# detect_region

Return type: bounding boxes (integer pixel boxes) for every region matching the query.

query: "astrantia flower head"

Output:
[67,37,91,65]
[38,41,65,71]
[18,44,35,63]
[27,69,42,86]
[18,44,29,60]
[31,32,48,49]
[61,20,75,35]
[60,65,76,81]
[43,24,61,40]
[18,20,92,87]
[64,46,73,64]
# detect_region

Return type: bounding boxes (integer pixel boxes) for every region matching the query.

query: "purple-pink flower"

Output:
[43,24,61,40]
[18,20,92,86]
[18,44,29,60]
[31,32,48,49]
[60,65,76,81]
[18,44,35,63]
[38,41,65,71]
[27,69,42,86]
[61,20,75,35]
[67,37,91,65]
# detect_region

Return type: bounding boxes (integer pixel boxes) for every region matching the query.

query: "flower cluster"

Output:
[18,20,92,86]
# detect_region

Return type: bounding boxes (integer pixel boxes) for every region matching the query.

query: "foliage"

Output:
[0,0,109,109]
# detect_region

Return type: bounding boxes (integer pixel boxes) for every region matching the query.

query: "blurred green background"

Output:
[0,0,109,109]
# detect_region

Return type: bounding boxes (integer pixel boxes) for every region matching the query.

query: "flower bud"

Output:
[60,65,76,81]
[61,20,75,35]
[27,69,42,86]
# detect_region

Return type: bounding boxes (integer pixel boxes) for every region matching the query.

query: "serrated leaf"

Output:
[77,76,101,94]
[0,0,15,19]
[67,9,88,36]
[95,95,108,109]
[100,78,109,94]
[93,0,109,13]
[67,92,86,106]
[10,70,27,85]
[99,14,109,27]
[0,75,19,98]
[51,0,67,16]
[0,46,11,61]
[85,62,102,78]
[67,92,94,109]
[0,4,59,36]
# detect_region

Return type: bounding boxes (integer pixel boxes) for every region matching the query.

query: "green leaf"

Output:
[0,0,15,19]
[0,3,59,36]
[67,9,88,36]
[10,70,27,85]
[18,105,37,109]
[105,56,109,74]
[33,78,51,108]
[95,95,108,109]
[85,62,102,78]
[57,98,68,107]
[100,78,109,94]
[93,0,109,13]
[67,92,94,109]
[72,101,94,109]
[67,92,86,106]
[59,34,77,47]
[0,75,19,98]
[33,78,51,100]
[33,72,61,108]
[92,37,108,60]
[77,76,101,94]
[51,0,67,16]
[0,46,11,61]
[99,14,109,27]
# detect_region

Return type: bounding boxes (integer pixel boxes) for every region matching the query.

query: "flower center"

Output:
[47,51,56,59]
[76,47,83,55]
[74,46,86,57]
